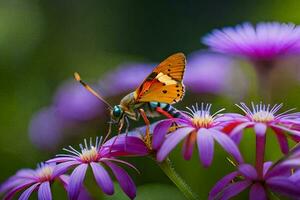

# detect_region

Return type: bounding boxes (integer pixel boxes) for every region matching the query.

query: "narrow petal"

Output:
[90,162,114,195]
[289,170,300,182]
[68,164,88,200]
[182,131,197,160]
[209,171,239,200]
[272,124,300,138]
[0,177,25,193]
[152,120,173,150]
[220,180,251,200]
[211,130,243,163]
[19,183,39,200]
[197,128,214,167]
[58,175,92,200]
[267,177,300,198]
[238,164,257,180]
[230,122,254,136]
[3,180,35,200]
[105,161,136,199]
[156,127,194,162]
[38,182,52,200]
[52,161,80,178]
[272,127,289,154]
[263,162,273,177]
[249,183,267,200]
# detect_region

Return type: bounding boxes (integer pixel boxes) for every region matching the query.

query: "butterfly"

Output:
[75,52,186,146]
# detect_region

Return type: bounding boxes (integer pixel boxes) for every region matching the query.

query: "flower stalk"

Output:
[157,157,198,200]
[255,133,266,179]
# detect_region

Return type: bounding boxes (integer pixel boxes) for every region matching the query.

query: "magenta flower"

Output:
[225,102,300,154]
[209,161,300,200]
[203,22,300,60]
[0,163,90,200]
[153,103,243,167]
[54,81,105,122]
[47,136,147,200]
[185,51,248,97]
[99,63,153,96]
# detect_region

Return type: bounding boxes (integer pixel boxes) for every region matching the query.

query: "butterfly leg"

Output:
[108,119,124,153]
[139,108,151,148]
[124,117,130,150]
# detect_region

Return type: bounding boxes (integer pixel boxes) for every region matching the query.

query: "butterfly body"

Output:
[110,53,186,125]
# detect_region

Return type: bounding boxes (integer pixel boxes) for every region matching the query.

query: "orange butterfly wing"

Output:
[134,53,186,104]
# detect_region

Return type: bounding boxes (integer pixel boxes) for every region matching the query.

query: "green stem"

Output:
[157,157,198,200]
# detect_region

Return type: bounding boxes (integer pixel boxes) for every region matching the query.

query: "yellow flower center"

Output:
[192,114,214,128]
[252,111,274,123]
[38,166,53,181]
[79,146,98,162]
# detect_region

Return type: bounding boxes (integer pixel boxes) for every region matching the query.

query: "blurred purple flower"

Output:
[54,81,105,122]
[209,161,299,200]
[225,102,300,154]
[154,103,243,167]
[29,107,66,151]
[0,163,90,200]
[203,22,300,60]
[185,51,247,95]
[99,63,153,96]
[47,136,146,200]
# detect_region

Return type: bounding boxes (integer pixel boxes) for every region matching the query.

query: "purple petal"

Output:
[197,128,215,167]
[265,164,291,179]
[267,177,300,198]
[105,161,136,199]
[209,171,239,200]
[58,175,92,200]
[156,127,194,162]
[249,183,267,200]
[272,124,300,137]
[182,132,196,160]
[238,164,257,180]
[19,183,39,200]
[152,120,173,150]
[38,182,52,200]
[68,164,88,200]
[254,123,267,137]
[102,135,148,157]
[3,180,35,200]
[52,161,80,178]
[219,180,251,200]
[0,177,26,193]
[263,161,273,177]
[230,122,254,136]
[272,127,289,154]
[211,130,243,163]
[47,157,77,163]
[90,162,114,195]
[289,170,300,182]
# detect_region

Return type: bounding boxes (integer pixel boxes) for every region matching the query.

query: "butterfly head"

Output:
[111,105,124,123]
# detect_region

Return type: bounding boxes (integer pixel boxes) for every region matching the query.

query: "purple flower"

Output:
[225,102,300,154]
[203,22,300,60]
[47,136,146,200]
[0,163,90,200]
[99,63,154,96]
[29,107,67,151]
[185,51,248,97]
[54,81,105,122]
[153,103,243,167]
[209,161,300,200]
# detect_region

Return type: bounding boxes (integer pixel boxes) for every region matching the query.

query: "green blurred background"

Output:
[1,0,300,199]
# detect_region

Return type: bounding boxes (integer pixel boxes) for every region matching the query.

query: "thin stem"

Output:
[255,134,266,179]
[253,60,275,102]
[157,157,198,200]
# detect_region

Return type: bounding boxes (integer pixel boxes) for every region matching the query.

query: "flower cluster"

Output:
[3,21,300,200]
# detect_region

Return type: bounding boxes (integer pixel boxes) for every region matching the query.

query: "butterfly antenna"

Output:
[74,72,113,109]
